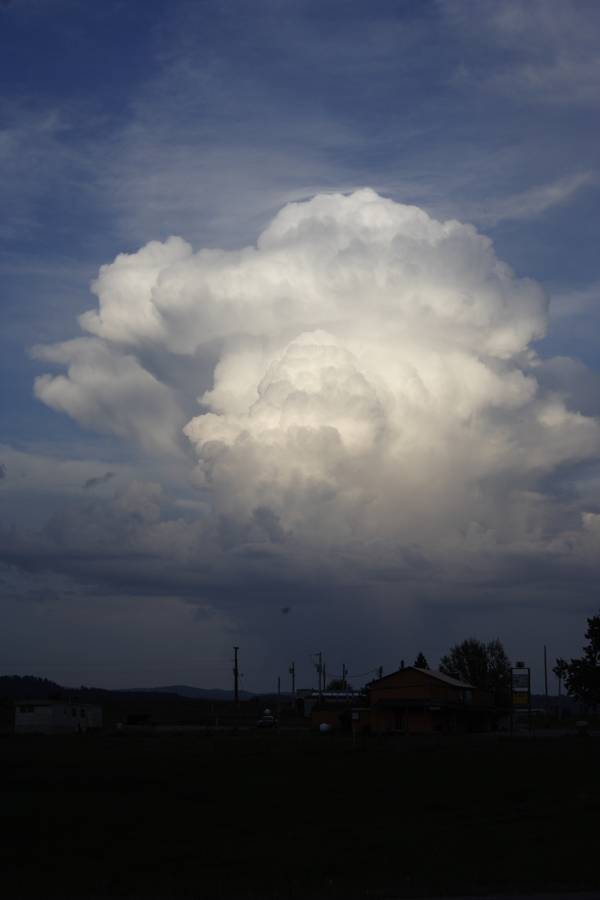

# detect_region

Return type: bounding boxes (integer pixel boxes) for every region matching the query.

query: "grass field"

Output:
[2,731,599,899]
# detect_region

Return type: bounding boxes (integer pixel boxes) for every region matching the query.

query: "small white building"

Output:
[14,700,102,734]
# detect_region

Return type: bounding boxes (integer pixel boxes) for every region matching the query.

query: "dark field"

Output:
[2,732,600,899]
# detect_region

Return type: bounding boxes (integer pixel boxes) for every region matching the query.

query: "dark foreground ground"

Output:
[2,731,599,899]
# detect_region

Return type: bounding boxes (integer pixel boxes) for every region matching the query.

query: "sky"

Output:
[1,0,600,693]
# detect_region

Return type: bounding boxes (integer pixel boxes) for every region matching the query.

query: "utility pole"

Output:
[342,663,348,689]
[543,645,548,702]
[314,652,323,697]
[323,662,327,692]
[377,665,383,680]
[233,646,239,707]
[277,675,281,716]
[289,661,296,697]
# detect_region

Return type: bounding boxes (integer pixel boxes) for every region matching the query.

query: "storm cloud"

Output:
[28,190,600,595]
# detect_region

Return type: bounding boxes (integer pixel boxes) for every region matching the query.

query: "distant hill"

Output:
[0,676,256,703]
[124,685,256,700]
[0,675,65,699]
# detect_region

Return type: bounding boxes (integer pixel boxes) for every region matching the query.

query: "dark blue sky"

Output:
[1,0,600,690]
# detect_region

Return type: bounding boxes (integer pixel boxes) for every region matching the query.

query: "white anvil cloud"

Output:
[82,189,546,359]
[34,189,600,565]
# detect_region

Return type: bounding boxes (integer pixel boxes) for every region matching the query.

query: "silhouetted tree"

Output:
[440,638,511,706]
[413,652,429,669]
[326,678,347,691]
[554,612,600,709]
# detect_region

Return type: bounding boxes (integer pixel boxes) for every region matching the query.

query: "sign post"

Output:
[511,662,531,734]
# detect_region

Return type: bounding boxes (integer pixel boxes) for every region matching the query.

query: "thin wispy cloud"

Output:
[443,0,600,107]
[473,171,596,226]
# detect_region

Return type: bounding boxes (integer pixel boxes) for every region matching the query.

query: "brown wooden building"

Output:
[366,667,495,734]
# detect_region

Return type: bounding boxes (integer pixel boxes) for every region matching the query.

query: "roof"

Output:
[368,667,475,691]
[15,700,64,707]
[15,699,101,708]
[416,668,475,690]
[301,691,361,701]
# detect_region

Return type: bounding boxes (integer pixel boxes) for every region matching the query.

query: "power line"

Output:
[346,667,380,679]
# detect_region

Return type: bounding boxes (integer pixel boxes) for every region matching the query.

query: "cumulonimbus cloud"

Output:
[34,189,600,567]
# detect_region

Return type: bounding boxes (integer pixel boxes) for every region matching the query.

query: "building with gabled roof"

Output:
[364,666,496,735]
